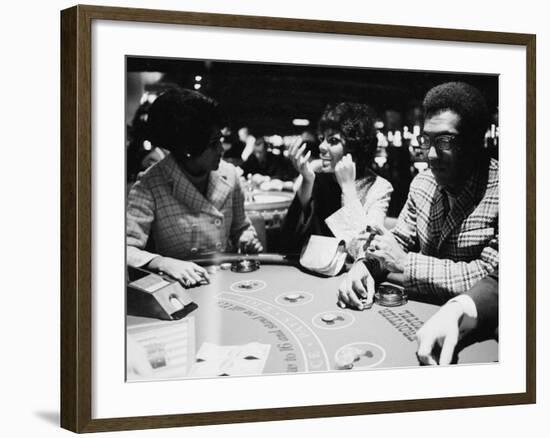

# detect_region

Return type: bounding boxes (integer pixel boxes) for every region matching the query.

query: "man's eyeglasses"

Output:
[418,134,460,151]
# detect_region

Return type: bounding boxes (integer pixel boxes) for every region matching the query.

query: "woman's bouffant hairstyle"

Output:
[147,87,222,163]
[423,82,490,150]
[318,102,377,178]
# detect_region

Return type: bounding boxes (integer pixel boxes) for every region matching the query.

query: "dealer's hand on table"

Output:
[337,260,375,310]
[147,256,210,287]
[365,224,407,273]
[126,336,153,378]
[238,230,263,254]
[415,301,464,365]
[416,295,480,365]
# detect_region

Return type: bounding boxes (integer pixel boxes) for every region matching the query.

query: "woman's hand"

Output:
[334,154,356,190]
[147,256,209,287]
[238,230,263,254]
[288,139,315,184]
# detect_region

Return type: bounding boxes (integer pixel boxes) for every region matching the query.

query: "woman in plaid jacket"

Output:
[126,88,262,287]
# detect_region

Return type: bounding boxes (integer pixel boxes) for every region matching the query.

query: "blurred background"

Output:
[126,57,499,250]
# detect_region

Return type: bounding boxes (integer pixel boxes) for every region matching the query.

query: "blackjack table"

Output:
[127,253,498,377]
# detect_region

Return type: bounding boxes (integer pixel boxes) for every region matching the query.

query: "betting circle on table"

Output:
[127,254,498,377]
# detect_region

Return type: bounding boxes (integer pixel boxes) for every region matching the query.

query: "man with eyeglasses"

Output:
[338,82,498,309]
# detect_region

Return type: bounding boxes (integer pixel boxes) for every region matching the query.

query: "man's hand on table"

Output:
[337,260,375,310]
[238,230,263,254]
[147,256,209,287]
[416,296,478,365]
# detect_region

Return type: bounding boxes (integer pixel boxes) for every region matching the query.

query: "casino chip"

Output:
[238,281,256,289]
[335,351,355,370]
[321,313,345,325]
[284,293,304,303]
[335,347,363,370]
[313,310,354,330]
[230,279,266,293]
[275,291,313,306]
[335,342,386,370]
[321,313,337,323]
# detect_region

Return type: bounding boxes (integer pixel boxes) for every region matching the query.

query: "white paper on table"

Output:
[324,199,368,244]
[188,342,271,377]
[315,250,347,276]
[300,235,343,271]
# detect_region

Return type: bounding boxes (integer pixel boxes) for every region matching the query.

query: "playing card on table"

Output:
[188,342,271,377]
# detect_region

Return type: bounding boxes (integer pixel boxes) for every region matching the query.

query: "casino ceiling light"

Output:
[195,75,203,82]
[292,118,310,127]
[194,83,202,90]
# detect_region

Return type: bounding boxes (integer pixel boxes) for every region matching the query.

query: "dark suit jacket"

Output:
[465,268,498,338]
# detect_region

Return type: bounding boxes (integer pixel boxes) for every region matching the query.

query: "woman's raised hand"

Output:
[334,154,356,189]
[289,139,315,183]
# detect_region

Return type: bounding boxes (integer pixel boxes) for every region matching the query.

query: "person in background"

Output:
[416,269,498,365]
[127,88,262,287]
[338,82,498,309]
[281,102,393,253]
[126,97,170,185]
[219,125,244,166]
[239,127,257,162]
[127,100,155,183]
[241,137,297,180]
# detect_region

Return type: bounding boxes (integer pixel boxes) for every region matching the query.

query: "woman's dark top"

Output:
[280,173,348,253]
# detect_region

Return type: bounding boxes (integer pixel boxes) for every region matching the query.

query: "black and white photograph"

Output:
[125,57,500,382]
[2,0,544,435]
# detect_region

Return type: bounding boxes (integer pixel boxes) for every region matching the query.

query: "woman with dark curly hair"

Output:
[126,87,262,287]
[281,102,393,254]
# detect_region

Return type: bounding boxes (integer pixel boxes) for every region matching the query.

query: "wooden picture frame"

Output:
[60,4,536,433]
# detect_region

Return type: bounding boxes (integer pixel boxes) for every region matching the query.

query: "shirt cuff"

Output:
[448,294,478,319]
[403,252,416,288]
[448,294,478,333]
